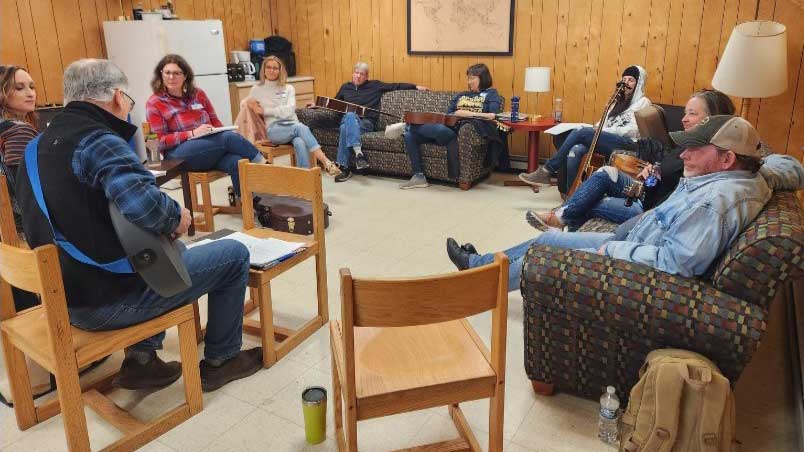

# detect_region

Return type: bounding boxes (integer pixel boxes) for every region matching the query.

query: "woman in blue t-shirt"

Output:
[400,63,501,189]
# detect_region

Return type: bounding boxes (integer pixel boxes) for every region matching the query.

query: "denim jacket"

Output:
[604,154,804,277]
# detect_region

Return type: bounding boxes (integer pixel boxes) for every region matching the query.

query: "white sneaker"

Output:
[399,174,429,189]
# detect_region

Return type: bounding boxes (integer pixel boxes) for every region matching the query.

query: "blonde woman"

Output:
[244,55,340,175]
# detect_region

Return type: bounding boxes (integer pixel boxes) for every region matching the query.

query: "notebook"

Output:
[189,229,306,269]
[188,125,239,140]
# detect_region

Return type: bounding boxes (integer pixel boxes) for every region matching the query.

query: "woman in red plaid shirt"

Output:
[146,54,264,200]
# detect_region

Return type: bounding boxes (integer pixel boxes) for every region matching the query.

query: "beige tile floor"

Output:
[0,162,798,451]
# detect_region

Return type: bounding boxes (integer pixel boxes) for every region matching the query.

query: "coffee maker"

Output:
[227,63,245,82]
[230,51,257,81]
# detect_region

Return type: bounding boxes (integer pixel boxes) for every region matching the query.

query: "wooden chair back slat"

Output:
[0,174,19,247]
[348,260,505,327]
[0,243,43,295]
[238,160,325,243]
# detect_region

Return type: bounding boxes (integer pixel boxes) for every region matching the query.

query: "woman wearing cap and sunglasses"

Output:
[145,54,264,203]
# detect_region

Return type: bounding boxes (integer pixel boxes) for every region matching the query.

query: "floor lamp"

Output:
[712,21,787,119]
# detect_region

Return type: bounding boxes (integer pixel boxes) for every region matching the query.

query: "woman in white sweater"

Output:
[243,55,340,175]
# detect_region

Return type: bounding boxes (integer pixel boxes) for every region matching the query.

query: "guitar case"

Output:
[253,194,331,235]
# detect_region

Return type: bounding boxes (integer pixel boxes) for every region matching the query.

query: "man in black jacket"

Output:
[333,62,427,182]
[16,59,262,392]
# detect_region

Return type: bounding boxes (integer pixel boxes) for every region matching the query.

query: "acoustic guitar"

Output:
[567,82,626,196]
[622,162,660,207]
[609,153,649,178]
[403,111,511,132]
[109,202,192,297]
[311,96,402,120]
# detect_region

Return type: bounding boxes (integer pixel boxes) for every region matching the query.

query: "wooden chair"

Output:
[237,159,329,367]
[187,170,237,232]
[0,174,20,248]
[255,140,297,167]
[0,241,203,451]
[330,254,510,452]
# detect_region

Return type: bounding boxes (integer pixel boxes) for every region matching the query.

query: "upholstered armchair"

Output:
[520,190,804,401]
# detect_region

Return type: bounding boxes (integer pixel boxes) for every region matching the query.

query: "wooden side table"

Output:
[501,118,557,190]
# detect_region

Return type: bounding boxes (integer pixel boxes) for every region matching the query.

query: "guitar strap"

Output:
[23,135,134,273]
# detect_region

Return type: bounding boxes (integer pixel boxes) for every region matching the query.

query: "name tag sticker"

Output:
[191,103,203,110]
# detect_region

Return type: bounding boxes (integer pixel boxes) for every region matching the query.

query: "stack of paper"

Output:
[544,122,593,135]
[189,231,306,269]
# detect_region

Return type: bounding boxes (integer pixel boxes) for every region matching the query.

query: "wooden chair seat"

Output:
[331,319,496,421]
[2,304,195,372]
[255,140,297,167]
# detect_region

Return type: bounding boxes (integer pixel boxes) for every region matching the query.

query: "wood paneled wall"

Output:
[2,0,803,159]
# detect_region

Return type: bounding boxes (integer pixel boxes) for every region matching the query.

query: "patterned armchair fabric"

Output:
[296,90,503,189]
[521,190,804,401]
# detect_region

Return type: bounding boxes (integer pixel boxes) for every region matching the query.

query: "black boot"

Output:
[200,348,263,392]
[114,349,182,390]
[446,238,472,270]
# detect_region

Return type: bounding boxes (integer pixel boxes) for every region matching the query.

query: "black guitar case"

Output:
[253,194,330,235]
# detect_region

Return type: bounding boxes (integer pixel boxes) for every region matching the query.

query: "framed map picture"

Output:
[407,0,515,55]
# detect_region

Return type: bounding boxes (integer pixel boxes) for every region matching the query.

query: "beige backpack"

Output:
[619,349,739,452]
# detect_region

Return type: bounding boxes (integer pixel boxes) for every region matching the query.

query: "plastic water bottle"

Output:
[598,386,620,444]
[510,96,520,122]
[553,98,563,122]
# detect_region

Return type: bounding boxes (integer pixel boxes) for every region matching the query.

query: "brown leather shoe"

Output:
[113,355,182,390]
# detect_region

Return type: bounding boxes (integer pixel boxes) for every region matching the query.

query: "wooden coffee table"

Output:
[501,118,557,191]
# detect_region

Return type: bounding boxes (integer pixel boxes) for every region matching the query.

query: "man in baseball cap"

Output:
[669,115,762,178]
[448,114,804,283]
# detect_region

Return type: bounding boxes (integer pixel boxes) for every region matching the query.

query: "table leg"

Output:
[527,130,541,173]
[180,171,196,236]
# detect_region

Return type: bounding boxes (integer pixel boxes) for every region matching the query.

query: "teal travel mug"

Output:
[302,386,327,444]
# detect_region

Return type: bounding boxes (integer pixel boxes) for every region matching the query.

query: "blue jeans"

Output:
[165,131,260,196]
[336,112,374,167]
[468,230,614,292]
[561,169,644,230]
[545,127,633,192]
[404,123,457,175]
[68,240,250,361]
[268,121,321,168]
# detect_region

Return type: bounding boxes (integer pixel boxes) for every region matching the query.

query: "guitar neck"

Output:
[313,96,402,120]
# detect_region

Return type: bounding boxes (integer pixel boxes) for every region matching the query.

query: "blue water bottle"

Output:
[511,96,520,122]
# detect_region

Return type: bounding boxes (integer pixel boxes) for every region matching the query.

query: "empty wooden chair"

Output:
[330,254,509,452]
[0,240,203,451]
[237,159,329,367]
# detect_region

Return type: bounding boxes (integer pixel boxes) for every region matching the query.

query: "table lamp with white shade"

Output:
[712,21,787,118]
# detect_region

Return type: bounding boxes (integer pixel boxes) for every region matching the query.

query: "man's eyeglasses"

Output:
[119,89,136,108]
[162,70,185,78]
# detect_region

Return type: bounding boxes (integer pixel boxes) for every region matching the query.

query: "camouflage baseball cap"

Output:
[669,115,761,158]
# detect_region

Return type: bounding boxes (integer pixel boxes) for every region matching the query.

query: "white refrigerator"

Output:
[103,20,232,161]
